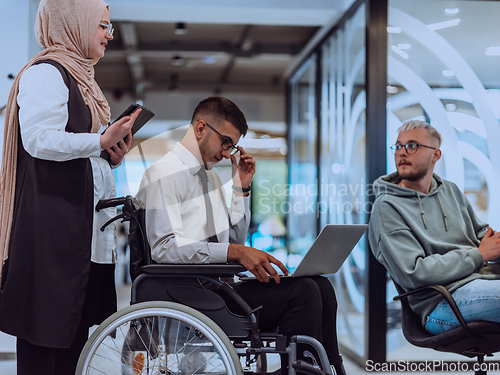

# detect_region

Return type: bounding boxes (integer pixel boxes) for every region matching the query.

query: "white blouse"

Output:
[17,63,117,264]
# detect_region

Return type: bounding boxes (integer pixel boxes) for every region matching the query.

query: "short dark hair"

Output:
[191,97,248,136]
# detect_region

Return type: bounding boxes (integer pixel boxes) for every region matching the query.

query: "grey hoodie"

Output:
[369,172,500,325]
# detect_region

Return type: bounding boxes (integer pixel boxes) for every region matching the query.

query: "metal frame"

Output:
[364,0,388,366]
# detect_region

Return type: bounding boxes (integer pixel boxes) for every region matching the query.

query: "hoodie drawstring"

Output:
[415,191,448,231]
[436,193,449,231]
[416,192,428,229]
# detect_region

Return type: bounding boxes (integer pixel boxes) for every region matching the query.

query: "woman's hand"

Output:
[100,108,141,165]
[100,108,141,150]
[106,134,132,165]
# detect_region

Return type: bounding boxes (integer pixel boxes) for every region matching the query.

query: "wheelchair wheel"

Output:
[76,301,243,375]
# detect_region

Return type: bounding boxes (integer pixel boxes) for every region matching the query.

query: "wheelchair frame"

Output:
[76,196,333,375]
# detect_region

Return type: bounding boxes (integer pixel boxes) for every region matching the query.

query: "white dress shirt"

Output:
[17,63,118,264]
[136,142,251,264]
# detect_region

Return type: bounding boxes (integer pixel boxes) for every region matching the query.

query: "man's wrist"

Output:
[232,185,251,193]
[227,244,240,262]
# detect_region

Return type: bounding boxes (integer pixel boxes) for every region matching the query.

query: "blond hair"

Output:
[397,120,442,147]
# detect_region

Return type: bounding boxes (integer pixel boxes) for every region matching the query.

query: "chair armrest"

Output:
[141,262,247,277]
[139,262,263,348]
[393,284,479,338]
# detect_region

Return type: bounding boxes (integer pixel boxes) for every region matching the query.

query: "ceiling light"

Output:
[442,70,455,77]
[204,56,216,64]
[445,103,457,111]
[170,55,185,66]
[386,86,399,94]
[331,163,342,174]
[444,8,459,15]
[387,26,402,34]
[391,45,409,59]
[485,47,500,56]
[397,43,411,50]
[174,22,187,35]
[427,18,460,31]
[238,137,285,150]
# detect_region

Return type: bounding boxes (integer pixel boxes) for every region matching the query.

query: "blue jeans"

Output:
[425,279,500,334]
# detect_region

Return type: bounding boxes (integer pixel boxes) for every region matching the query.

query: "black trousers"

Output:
[17,328,89,375]
[15,263,116,375]
[221,276,340,366]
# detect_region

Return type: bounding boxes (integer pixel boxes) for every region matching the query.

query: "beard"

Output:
[197,138,214,169]
[397,161,429,181]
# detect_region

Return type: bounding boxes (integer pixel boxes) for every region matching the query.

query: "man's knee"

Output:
[290,277,322,301]
[310,276,338,312]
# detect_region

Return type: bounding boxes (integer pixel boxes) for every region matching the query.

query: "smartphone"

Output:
[112,103,140,126]
[100,103,155,161]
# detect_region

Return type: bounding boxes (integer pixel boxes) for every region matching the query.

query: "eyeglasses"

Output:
[202,121,239,155]
[390,142,436,154]
[99,22,114,37]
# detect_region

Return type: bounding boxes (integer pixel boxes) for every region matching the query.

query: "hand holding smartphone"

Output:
[100,104,155,161]
[112,103,155,136]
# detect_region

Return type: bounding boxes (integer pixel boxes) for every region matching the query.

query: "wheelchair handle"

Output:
[96,197,128,211]
[96,196,145,211]
[96,195,145,231]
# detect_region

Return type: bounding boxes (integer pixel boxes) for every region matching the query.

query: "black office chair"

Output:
[393,281,500,375]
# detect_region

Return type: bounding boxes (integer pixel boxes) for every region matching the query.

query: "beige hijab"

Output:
[0,0,111,282]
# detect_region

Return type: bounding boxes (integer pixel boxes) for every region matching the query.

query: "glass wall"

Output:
[386,0,500,362]
[287,56,318,269]
[287,0,369,360]
[287,0,500,365]
[319,3,367,358]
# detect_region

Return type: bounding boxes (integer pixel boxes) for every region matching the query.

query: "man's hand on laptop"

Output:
[228,244,288,283]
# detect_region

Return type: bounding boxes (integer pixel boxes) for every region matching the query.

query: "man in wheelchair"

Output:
[368,120,500,334]
[135,97,346,375]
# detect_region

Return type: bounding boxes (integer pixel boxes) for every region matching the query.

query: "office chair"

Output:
[393,281,500,375]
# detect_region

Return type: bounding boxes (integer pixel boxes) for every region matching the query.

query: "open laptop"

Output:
[240,224,368,280]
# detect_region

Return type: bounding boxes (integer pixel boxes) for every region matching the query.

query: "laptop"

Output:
[240,224,368,280]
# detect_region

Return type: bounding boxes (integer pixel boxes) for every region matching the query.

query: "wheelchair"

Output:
[76,196,334,375]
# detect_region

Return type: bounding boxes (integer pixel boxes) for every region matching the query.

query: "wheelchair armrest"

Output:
[393,284,479,338]
[137,262,263,348]
[141,263,247,277]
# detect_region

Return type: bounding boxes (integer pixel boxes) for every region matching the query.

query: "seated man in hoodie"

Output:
[368,120,500,334]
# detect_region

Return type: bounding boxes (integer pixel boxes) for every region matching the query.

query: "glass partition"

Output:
[386,0,500,362]
[287,0,500,365]
[319,3,367,358]
[287,56,318,268]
